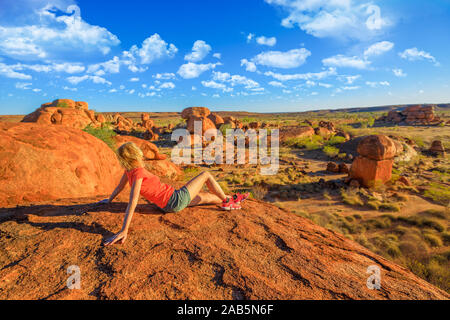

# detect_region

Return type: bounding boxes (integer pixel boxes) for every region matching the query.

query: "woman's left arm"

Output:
[104,178,143,246]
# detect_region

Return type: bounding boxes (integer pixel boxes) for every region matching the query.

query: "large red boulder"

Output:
[0,122,122,207]
[207,113,224,128]
[350,157,393,187]
[186,116,217,135]
[181,107,211,120]
[280,126,314,142]
[21,99,100,129]
[357,135,396,160]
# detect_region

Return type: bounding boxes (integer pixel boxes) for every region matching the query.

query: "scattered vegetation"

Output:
[83,124,117,150]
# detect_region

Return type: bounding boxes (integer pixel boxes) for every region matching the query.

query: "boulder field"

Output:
[0,196,448,300]
[0,122,122,207]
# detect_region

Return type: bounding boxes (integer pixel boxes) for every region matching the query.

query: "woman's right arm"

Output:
[107,172,128,203]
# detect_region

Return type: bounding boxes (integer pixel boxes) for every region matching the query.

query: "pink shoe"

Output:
[221,198,242,211]
[233,192,250,204]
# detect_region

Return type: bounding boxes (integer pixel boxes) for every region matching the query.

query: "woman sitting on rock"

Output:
[101,142,249,246]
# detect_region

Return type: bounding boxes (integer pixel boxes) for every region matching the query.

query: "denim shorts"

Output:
[162,186,191,213]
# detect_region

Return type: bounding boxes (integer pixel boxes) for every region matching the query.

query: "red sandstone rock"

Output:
[0,197,447,300]
[315,127,334,140]
[181,107,211,119]
[186,116,217,135]
[429,140,445,156]
[280,126,314,142]
[350,156,393,187]
[357,135,396,160]
[0,122,122,207]
[327,162,340,173]
[339,163,349,174]
[207,113,224,128]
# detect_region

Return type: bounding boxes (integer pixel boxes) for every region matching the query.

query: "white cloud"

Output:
[0,4,120,61]
[159,82,175,89]
[392,68,406,77]
[126,33,178,65]
[399,47,437,64]
[252,48,311,68]
[247,33,255,42]
[338,74,361,84]
[366,81,390,88]
[87,56,121,75]
[67,75,111,85]
[265,0,390,40]
[63,86,77,91]
[240,59,257,72]
[322,54,370,69]
[364,41,394,58]
[268,81,285,88]
[128,89,135,94]
[15,82,32,89]
[202,80,227,90]
[264,67,337,81]
[0,62,32,79]
[32,88,41,92]
[212,71,260,89]
[129,77,139,82]
[318,82,333,88]
[256,36,277,47]
[192,86,197,91]
[153,72,176,80]
[342,86,360,90]
[184,40,211,62]
[213,53,221,59]
[177,62,219,79]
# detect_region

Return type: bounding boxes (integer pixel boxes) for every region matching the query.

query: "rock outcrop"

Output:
[0,197,447,300]
[378,105,442,125]
[350,135,396,187]
[429,140,446,157]
[0,122,122,207]
[280,126,315,142]
[22,99,105,129]
[181,107,217,135]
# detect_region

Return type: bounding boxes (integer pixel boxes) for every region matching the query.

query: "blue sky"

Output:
[0,0,449,115]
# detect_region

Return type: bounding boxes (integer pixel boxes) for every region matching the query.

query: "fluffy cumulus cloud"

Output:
[399,48,437,64]
[251,48,311,69]
[67,75,111,85]
[0,62,32,79]
[125,34,178,65]
[392,68,406,77]
[366,81,390,88]
[212,71,260,89]
[322,55,370,69]
[264,67,337,81]
[153,72,176,80]
[184,40,212,62]
[264,0,390,40]
[159,82,175,89]
[0,3,120,61]
[364,41,394,58]
[268,81,285,88]
[256,36,277,47]
[240,59,257,72]
[177,62,219,79]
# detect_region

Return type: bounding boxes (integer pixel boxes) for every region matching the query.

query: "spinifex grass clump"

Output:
[83,123,117,150]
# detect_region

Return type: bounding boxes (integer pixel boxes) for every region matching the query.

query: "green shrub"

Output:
[326,135,346,146]
[323,145,340,157]
[83,124,117,150]
[423,183,450,205]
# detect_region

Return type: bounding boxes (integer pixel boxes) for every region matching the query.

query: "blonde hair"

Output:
[117,142,144,171]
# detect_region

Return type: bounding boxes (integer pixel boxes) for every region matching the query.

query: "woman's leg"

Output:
[188,192,222,206]
[184,171,227,204]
